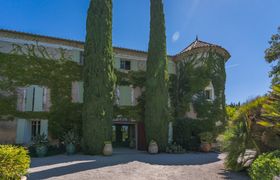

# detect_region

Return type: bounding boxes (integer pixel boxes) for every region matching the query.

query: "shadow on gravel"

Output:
[28,149,247,180]
[218,170,249,180]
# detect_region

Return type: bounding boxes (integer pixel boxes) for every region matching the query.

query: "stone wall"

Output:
[0,120,17,144]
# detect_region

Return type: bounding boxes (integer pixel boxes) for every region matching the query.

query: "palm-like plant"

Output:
[259,85,280,133]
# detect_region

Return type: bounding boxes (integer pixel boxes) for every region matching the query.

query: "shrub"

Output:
[249,150,280,180]
[166,142,186,154]
[199,132,214,143]
[0,145,30,179]
[173,118,206,151]
[223,97,266,171]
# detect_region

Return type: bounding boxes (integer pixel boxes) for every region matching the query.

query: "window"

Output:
[31,120,41,139]
[117,86,133,106]
[205,89,215,101]
[120,59,131,70]
[17,85,50,112]
[71,81,84,103]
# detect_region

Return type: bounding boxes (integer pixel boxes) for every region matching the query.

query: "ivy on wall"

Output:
[0,50,146,139]
[114,70,146,121]
[0,52,82,139]
[172,51,227,136]
[0,46,227,143]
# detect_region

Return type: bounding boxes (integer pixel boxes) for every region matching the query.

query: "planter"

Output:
[21,176,27,180]
[103,143,113,156]
[66,143,76,155]
[148,141,158,154]
[36,145,48,157]
[200,142,211,152]
[129,140,135,149]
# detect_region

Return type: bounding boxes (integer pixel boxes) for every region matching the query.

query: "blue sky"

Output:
[0,0,279,104]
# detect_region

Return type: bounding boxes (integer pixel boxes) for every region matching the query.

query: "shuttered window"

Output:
[17,85,50,112]
[71,81,84,103]
[118,86,133,106]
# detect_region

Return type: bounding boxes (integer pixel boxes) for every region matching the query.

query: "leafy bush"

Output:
[173,118,206,151]
[223,97,266,171]
[166,142,186,154]
[0,145,30,179]
[199,132,214,143]
[249,150,280,180]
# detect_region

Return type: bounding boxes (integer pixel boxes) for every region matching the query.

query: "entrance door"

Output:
[112,124,136,149]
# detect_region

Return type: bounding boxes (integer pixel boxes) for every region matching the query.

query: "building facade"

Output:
[0,29,230,149]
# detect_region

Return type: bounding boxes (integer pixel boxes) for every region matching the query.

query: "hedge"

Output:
[0,145,30,179]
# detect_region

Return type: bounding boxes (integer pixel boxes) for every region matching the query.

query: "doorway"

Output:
[112,123,137,149]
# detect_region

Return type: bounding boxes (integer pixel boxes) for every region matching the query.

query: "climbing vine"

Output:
[0,51,82,139]
[172,51,227,137]
[0,44,227,146]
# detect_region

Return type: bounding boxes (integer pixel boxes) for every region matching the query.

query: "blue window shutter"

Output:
[40,120,48,137]
[114,57,120,69]
[78,82,84,103]
[131,60,138,71]
[25,86,34,111]
[119,86,132,106]
[34,86,43,112]
[16,119,26,144]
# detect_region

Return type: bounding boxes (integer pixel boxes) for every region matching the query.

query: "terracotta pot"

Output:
[200,142,211,152]
[103,143,113,156]
[148,141,158,154]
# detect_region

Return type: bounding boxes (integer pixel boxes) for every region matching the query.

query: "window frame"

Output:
[31,120,41,140]
[120,59,131,70]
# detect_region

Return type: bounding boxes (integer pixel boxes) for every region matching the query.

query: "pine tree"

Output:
[145,0,169,151]
[83,0,115,154]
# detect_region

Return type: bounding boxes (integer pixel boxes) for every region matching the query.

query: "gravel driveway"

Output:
[28,149,249,180]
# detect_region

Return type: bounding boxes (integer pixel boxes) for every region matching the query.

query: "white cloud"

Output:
[172,31,180,42]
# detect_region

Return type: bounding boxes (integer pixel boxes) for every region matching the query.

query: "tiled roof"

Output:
[178,37,231,60]
[0,29,230,60]
[0,29,153,57]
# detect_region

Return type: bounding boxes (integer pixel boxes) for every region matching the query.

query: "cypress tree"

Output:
[83,0,115,154]
[145,0,169,151]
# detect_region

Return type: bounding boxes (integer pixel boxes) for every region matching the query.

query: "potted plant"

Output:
[129,138,135,149]
[103,141,113,156]
[33,133,48,157]
[63,130,78,155]
[199,132,214,152]
[148,140,158,154]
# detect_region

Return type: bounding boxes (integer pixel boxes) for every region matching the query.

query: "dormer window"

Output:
[120,59,131,70]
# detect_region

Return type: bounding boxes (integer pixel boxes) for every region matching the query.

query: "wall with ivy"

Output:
[172,50,227,145]
[0,52,82,139]
[0,43,228,144]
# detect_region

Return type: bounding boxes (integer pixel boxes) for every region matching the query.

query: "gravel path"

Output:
[28,149,249,180]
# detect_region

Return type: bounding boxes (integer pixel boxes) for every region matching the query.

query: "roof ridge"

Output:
[0,29,163,56]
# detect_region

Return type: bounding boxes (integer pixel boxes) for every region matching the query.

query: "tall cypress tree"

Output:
[83,0,115,154]
[145,0,169,151]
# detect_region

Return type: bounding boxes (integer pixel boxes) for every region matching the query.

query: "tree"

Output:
[145,0,169,151]
[83,0,115,154]
[265,27,280,84]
